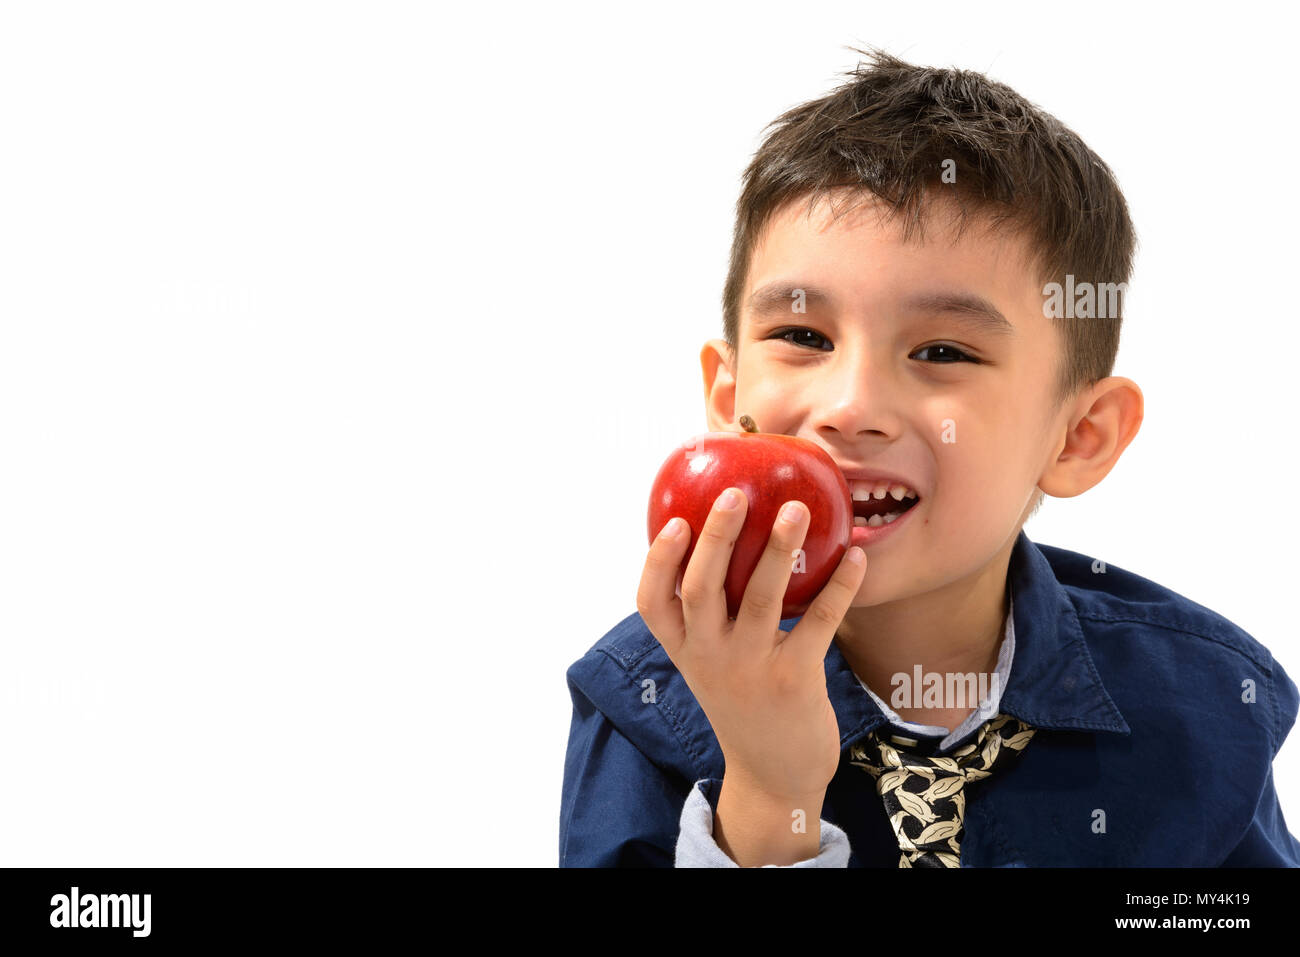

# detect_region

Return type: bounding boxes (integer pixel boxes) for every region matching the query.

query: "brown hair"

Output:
[721,46,1137,411]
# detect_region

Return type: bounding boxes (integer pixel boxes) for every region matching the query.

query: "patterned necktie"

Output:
[849,713,1036,868]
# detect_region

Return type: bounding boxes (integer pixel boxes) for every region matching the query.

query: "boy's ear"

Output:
[1038,376,1144,499]
[700,338,738,432]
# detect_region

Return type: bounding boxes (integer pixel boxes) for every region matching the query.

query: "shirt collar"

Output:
[801,529,1132,751]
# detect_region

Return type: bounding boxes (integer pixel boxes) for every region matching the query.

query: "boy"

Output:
[559,48,1300,867]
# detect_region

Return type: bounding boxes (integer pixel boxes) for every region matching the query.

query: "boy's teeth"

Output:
[854,511,904,527]
[849,480,919,501]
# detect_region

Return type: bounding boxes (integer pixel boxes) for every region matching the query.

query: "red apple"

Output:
[646,417,853,619]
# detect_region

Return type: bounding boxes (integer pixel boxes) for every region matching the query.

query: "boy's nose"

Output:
[807,351,902,441]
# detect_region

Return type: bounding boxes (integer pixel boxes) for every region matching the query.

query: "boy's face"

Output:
[703,190,1080,607]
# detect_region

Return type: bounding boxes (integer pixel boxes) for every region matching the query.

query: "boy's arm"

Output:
[1218,766,1300,866]
[559,679,853,867]
[559,686,683,867]
[676,778,851,867]
[1219,654,1300,867]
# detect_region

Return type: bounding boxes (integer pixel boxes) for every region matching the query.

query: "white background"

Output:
[1,1,1296,866]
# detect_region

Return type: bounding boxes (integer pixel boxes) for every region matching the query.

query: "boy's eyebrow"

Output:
[747,282,836,316]
[746,281,1015,338]
[900,291,1016,338]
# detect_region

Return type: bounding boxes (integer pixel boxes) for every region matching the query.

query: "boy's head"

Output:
[701,48,1143,606]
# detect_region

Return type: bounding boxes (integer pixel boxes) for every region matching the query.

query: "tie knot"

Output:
[851,712,1036,776]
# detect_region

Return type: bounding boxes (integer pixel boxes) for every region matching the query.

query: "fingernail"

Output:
[717,488,740,510]
[659,518,684,540]
[846,546,865,565]
[780,501,803,524]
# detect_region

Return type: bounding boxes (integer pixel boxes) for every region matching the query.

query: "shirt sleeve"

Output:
[559,686,686,867]
[1219,765,1300,866]
[675,779,852,867]
[1220,656,1300,867]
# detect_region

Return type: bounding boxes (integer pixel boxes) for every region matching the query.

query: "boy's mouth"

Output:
[848,479,920,528]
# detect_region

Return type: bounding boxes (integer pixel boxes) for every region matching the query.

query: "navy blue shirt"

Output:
[560,531,1300,866]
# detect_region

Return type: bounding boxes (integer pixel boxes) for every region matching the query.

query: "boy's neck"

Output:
[833,535,1017,729]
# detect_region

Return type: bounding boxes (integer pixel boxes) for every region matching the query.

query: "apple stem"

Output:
[739,414,759,433]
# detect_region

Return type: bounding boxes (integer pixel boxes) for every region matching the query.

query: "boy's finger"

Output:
[783,546,867,661]
[678,487,746,640]
[732,500,809,644]
[636,517,691,658]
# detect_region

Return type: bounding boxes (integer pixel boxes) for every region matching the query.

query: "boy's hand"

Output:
[637,487,867,805]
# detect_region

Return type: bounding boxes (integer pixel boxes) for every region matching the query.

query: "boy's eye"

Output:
[911,344,979,364]
[768,327,832,351]
[768,329,979,364]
